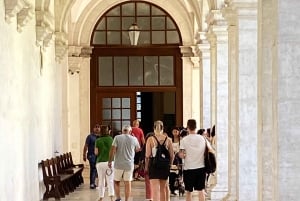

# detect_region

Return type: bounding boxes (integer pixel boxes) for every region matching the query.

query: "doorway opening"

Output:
[139,92,176,135]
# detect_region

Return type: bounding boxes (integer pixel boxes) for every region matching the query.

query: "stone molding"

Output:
[230,1,258,19]
[55,31,68,62]
[17,4,34,32]
[190,56,200,68]
[198,42,211,60]
[179,46,194,57]
[68,56,82,75]
[4,0,34,31]
[68,46,93,74]
[80,46,93,58]
[35,6,55,47]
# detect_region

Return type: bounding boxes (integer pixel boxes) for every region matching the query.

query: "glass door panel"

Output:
[98,93,136,135]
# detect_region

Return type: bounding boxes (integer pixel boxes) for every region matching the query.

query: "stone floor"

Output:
[49,166,214,201]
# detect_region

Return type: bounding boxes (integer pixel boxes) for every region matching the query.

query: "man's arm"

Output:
[108,145,116,168]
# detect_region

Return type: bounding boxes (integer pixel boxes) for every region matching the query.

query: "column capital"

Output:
[68,56,83,75]
[80,46,93,58]
[198,43,211,59]
[190,57,200,68]
[230,1,258,19]
[222,5,238,26]
[180,46,194,57]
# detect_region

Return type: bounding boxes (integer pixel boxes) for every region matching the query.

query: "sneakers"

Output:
[115,199,122,201]
[90,184,96,189]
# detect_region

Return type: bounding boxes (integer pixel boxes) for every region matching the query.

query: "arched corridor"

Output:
[1,0,300,201]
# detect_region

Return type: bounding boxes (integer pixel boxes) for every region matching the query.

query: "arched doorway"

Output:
[90,1,183,134]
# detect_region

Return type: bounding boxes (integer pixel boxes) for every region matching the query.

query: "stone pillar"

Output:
[206,33,217,128]
[67,46,92,163]
[180,46,195,124]
[79,47,92,163]
[198,35,211,129]
[191,55,201,123]
[233,2,258,201]
[222,4,238,201]
[208,10,230,200]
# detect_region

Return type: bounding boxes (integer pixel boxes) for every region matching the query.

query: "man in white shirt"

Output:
[179,119,207,201]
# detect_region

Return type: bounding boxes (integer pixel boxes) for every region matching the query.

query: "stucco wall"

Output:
[0,2,65,200]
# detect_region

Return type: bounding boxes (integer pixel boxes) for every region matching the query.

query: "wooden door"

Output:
[96,92,136,135]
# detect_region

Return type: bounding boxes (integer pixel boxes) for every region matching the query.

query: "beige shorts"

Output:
[114,168,134,181]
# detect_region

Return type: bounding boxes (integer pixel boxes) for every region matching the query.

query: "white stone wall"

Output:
[277,1,300,201]
[0,2,65,200]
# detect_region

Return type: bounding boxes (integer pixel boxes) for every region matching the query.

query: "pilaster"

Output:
[190,51,201,123]
[206,32,217,129]
[198,33,211,129]
[68,46,93,163]
[222,4,238,201]
[180,46,195,124]
[232,2,259,201]
[208,9,230,201]
[258,1,279,201]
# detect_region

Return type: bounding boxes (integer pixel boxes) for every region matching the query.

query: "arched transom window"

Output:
[92,1,181,46]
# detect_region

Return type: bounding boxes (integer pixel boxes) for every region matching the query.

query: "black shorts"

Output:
[183,167,206,192]
[134,151,142,165]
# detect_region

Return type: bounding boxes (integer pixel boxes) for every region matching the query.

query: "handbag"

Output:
[203,137,216,174]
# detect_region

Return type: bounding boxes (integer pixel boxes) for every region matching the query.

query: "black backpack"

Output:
[152,136,170,169]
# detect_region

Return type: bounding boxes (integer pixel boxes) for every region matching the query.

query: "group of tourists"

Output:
[83,119,214,201]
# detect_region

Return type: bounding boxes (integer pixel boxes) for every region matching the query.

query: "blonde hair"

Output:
[153,120,164,134]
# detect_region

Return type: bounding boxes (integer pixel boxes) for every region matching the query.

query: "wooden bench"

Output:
[40,152,84,200]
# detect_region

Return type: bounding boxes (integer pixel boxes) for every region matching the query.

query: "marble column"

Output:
[190,55,201,123]
[180,46,195,124]
[67,46,92,163]
[208,10,230,200]
[206,33,217,129]
[222,4,238,201]
[274,1,300,201]
[198,36,211,129]
[79,47,92,163]
[233,2,258,201]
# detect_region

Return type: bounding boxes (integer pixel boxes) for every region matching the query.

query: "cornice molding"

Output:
[80,46,93,58]
[4,0,34,31]
[180,46,194,57]
[69,46,83,57]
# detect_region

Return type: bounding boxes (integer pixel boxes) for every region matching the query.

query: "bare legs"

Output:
[185,190,205,201]
[150,179,168,201]
[114,180,132,201]
[114,181,121,200]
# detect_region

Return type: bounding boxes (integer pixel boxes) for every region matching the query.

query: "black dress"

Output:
[148,157,170,180]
